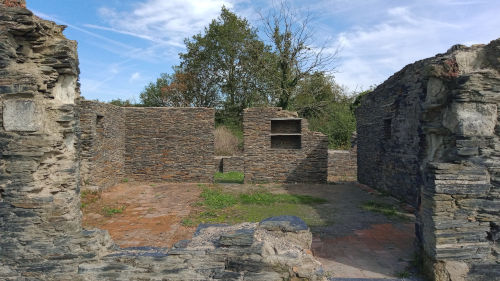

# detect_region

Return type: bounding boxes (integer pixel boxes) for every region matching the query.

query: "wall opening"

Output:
[270,118,302,149]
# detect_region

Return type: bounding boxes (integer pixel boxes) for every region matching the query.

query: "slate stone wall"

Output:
[0,4,113,279]
[243,107,328,183]
[124,107,215,182]
[328,149,357,182]
[216,156,245,173]
[356,40,500,280]
[78,100,126,188]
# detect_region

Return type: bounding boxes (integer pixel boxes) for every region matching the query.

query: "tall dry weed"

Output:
[214,126,240,156]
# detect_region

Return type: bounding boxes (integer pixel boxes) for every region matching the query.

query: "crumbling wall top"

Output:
[0,0,26,8]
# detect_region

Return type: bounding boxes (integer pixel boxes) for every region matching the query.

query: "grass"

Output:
[214,171,244,184]
[183,185,329,227]
[102,205,126,216]
[361,201,411,221]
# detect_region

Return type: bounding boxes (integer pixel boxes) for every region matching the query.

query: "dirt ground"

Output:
[82,181,417,279]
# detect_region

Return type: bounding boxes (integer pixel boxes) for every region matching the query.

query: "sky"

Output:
[27,0,500,102]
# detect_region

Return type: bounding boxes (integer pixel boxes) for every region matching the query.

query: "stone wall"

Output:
[78,100,126,188]
[0,3,327,280]
[124,107,214,182]
[215,156,245,173]
[356,40,500,280]
[244,107,328,183]
[328,149,357,182]
[0,3,112,279]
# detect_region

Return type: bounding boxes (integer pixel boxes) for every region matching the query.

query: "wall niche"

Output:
[270,118,302,149]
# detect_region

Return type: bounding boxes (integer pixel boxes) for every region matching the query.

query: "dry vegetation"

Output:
[214,126,241,156]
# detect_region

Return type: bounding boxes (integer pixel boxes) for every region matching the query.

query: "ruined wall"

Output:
[356,40,500,280]
[78,100,125,188]
[328,149,357,182]
[244,107,328,183]
[0,2,112,279]
[124,107,215,182]
[0,3,329,280]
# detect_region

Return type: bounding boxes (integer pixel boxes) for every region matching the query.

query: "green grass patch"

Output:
[102,205,126,216]
[239,191,327,205]
[362,201,410,221]
[200,187,237,209]
[214,171,244,184]
[187,185,329,226]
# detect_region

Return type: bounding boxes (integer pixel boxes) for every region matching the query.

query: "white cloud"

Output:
[329,1,500,92]
[95,0,235,48]
[130,72,142,82]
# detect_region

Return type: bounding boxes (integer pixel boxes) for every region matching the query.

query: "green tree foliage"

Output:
[109,98,135,107]
[180,7,273,125]
[291,72,355,149]
[261,2,337,109]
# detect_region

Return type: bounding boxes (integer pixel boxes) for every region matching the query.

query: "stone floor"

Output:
[82,181,420,280]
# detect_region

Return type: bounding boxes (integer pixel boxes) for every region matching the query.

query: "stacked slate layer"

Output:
[356,39,500,280]
[328,149,357,182]
[0,2,113,279]
[78,100,126,188]
[78,103,215,186]
[243,107,328,183]
[124,107,214,183]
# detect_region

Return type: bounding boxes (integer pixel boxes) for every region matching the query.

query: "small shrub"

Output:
[214,126,241,156]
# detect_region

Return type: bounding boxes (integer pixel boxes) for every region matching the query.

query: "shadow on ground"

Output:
[281,182,418,280]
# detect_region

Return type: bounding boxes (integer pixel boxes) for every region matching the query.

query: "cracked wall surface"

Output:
[356,39,500,280]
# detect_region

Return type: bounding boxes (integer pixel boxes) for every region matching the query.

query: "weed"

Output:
[122,178,129,183]
[150,183,156,187]
[102,205,126,216]
[214,171,244,184]
[395,270,411,278]
[362,201,410,221]
[80,190,100,209]
[181,218,195,227]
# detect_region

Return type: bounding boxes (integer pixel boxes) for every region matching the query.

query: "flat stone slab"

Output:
[219,229,254,247]
[259,215,308,232]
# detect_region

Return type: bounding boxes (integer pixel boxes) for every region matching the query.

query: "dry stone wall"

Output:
[78,100,126,188]
[124,107,214,183]
[0,2,113,279]
[356,39,500,280]
[244,107,328,183]
[328,149,357,182]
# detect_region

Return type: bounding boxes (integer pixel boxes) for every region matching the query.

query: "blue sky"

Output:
[27,0,500,102]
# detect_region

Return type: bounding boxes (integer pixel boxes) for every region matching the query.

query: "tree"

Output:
[180,7,272,124]
[261,1,338,109]
[290,71,345,117]
[290,72,355,149]
[139,69,217,107]
[109,98,135,107]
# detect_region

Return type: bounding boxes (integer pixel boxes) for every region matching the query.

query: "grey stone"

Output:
[2,99,41,131]
[259,215,309,232]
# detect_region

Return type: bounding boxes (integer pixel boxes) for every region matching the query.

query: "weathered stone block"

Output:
[2,99,41,131]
